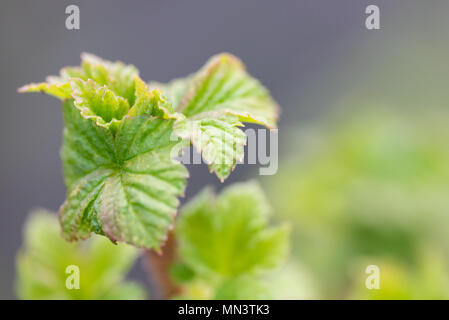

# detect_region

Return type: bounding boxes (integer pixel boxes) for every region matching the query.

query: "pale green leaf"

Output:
[177,181,289,278]
[16,210,146,300]
[175,112,246,181]
[177,53,279,128]
[154,53,279,181]
[19,53,139,105]
[18,81,72,99]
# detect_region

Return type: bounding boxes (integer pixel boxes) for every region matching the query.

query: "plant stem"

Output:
[143,231,182,299]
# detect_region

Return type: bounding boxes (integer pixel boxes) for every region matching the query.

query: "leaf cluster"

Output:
[20,53,278,249]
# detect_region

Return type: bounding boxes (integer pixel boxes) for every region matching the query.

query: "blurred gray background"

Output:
[1,0,445,299]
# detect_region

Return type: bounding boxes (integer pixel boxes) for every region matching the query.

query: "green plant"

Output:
[18,53,287,299]
[20,53,278,249]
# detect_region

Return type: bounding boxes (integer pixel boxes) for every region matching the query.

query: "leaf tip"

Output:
[17,85,28,93]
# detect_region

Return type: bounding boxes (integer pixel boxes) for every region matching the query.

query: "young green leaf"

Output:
[174,181,289,299]
[152,53,279,180]
[154,53,279,128]
[16,209,146,300]
[177,181,289,278]
[20,53,187,249]
[175,112,247,181]
[60,100,187,249]
[18,81,72,99]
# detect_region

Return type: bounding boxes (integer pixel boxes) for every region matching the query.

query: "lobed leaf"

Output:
[177,181,289,278]
[59,101,187,249]
[153,53,279,179]
[158,53,279,128]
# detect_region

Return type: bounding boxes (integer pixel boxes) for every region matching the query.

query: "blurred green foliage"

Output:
[174,181,290,299]
[350,249,449,299]
[265,107,449,299]
[16,210,146,299]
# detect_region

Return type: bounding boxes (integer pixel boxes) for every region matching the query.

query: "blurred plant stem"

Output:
[144,231,181,299]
